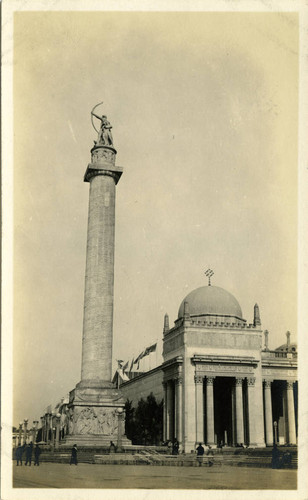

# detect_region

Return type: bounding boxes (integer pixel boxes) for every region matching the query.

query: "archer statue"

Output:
[91,102,114,147]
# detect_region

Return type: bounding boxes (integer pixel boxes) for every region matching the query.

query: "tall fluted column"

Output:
[163,382,168,442]
[167,380,174,440]
[195,375,204,443]
[264,380,273,445]
[206,377,215,445]
[235,378,244,445]
[80,146,123,386]
[286,381,296,444]
[175,377,183,443]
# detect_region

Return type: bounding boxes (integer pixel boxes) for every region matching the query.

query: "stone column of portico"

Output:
[175,377,183,443]
[264,380,274,445]
[247,377,265,446]
[235,378,244,445]
[167,380,174,440]
[195,375,204,443]
[206,377,215,445]
[163,382,168,442]
[80,145,123,387]
[286,381,296,444]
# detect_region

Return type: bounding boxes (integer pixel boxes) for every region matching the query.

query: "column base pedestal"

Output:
[62,381,130,447]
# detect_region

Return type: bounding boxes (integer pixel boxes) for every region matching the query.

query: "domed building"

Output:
[119,281,298,452]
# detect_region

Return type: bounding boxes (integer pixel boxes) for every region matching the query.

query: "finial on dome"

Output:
[204,268,214,286]
[253,303,261,326]
[163,313,170,334]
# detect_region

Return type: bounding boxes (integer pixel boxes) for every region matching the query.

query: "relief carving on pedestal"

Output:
[72,407,118,435]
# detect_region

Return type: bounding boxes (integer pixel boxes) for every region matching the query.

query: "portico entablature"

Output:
[261,367,297,381]
[191,354,259,378]
[162,356,183,382]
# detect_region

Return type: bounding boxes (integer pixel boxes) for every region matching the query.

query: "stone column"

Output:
[264,380,273,445]
[80,146,123,386]
[206,377,215,445]
[286,381,296,444]
[235,378,244,445]
[231,384,236,445]
[162,382,168,442]
[175,377,183,444]
[167,380,174,440]
[195,375,204,443]
[247,377,265,446]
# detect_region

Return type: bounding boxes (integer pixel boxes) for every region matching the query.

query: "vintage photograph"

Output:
[2,1,307,499]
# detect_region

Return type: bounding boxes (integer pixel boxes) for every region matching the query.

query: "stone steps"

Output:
[13,447,297,469]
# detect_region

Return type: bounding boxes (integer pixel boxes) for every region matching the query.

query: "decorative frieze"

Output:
[197,364,254,375]
[187,331,261,350]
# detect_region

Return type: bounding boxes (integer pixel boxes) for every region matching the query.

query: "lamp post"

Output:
[273,421,278,445]
[116,407,124,453]
[32,420,39,444]
[55,413,61,450]
[18,422,23,445]
[23,419,28,444]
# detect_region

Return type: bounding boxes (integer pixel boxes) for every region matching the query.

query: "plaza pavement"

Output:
[13,462,297,490]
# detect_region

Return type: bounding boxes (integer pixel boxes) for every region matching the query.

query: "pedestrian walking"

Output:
[207,444,214,466]
[172,439,179,455]
[15,444,25,466]
[70,444,78,465]
[25,442,33,466]
[34,444,41,466]
[109,441,116,453]
[196,442,205,466]
[271,444,280,469]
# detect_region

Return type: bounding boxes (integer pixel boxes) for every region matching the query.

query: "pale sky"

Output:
[12,11,298,426]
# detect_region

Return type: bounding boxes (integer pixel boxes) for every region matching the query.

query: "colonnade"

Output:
[163,372,297,447]
[263,379,297,445]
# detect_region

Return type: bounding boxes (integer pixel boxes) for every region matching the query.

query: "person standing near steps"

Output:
[196,443,205,466]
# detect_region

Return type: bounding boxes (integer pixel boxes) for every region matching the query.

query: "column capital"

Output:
[263,379,273,388]
[194,375,203,385]
[175,377,183,385]
[235,377,244,386]
[286,380,294,390]
[206,376,215,386]
[247,377,256,386]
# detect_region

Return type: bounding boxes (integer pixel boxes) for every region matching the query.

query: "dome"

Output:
[178,285,243,319]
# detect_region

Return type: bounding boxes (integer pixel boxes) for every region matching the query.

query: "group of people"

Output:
[271,444,292,469]
[15,443,41,466]
[196,443,214,467]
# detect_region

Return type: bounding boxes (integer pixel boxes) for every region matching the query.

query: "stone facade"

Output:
[120,285,298,452]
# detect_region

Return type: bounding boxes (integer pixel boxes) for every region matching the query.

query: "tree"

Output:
[124,393,163,445]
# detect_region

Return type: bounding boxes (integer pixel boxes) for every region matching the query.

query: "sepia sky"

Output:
[12,11,298,426]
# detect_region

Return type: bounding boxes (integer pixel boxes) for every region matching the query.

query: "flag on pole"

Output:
[144,343,157,356]
[117,360,124,369]
[129,357,135,372]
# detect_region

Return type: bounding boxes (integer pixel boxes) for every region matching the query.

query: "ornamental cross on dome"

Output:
[204,268,214,286]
